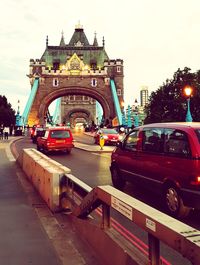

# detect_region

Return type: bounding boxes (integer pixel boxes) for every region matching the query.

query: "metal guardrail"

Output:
[60,174,200,265]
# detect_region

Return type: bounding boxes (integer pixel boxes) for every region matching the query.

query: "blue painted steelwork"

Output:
[185,98,193,122]
[52,98,61,125]
[122,111,127,126]
[96,102,103,126]
[127,105,132,128]
[21,78,39,126]
[46,109,53,125]
[110,79,122,125]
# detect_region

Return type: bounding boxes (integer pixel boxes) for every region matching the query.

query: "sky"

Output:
[1,0,200,113]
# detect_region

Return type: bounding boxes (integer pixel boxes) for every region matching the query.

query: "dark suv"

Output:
[32,127,46,144]
[110,122,200,218]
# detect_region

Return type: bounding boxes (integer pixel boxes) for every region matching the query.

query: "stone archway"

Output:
[38,86,111,126]
[63,108,92,126]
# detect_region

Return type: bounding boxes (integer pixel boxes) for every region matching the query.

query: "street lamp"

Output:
[184,86,193,122]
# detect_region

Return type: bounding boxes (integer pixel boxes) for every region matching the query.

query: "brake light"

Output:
[190,176,200,185]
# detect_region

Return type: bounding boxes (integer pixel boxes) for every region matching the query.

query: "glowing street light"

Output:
[184,86,193,122]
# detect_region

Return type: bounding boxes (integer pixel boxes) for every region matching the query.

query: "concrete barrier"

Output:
[22,148,71,212]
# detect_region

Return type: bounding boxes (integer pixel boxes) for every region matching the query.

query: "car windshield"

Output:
[50,130,70,139]
[101,129,118,134]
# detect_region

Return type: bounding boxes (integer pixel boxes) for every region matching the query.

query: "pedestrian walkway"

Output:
[0,138,62,265]
[0,137,103,265]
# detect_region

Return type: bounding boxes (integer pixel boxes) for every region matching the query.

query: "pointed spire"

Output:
[46,35,48,47]
[75,20,83,30]
[93,31,98,46]
[102,36,105,47]
[17,100,20,114]
[60,30,65,46]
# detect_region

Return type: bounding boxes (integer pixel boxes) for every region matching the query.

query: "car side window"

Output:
[124,130,139,151]
[164,129,191,157]
[142,128,164,153]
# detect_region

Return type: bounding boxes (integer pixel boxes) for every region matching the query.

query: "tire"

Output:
[111,165,125,190]
[163,185,190,218]
[65,149,71,154]
[43,146,49,154]
[37,144,41,151]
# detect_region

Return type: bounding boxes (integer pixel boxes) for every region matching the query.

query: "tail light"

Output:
[190,176,200,185]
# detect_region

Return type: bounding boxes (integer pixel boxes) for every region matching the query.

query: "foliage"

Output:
[144,67,200,124]
[0,95,16,126]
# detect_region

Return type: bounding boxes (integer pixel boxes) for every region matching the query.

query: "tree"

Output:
[0,95,16,126]
[144,67,200,123]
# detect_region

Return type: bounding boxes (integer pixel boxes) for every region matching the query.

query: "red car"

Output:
[110,122,200,218]
[37,126,74,154]
[94,128,123,145]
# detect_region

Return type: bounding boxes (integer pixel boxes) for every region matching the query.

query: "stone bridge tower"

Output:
[28,23,124,127]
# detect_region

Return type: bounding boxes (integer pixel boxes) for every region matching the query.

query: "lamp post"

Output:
[184,86,193,122]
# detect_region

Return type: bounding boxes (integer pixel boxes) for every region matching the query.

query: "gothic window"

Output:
[53,78,59,87]
[117,89,121,96]
[90,59,97,70]
[75,95,82,101]
[53,61,60,70]
[117,66,121,72]
[104,78,110,85]
[91,78,97,87]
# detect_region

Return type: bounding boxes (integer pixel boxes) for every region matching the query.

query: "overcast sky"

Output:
[1,0,200,113]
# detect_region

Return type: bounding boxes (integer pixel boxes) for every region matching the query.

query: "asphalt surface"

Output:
[0,137,103,265]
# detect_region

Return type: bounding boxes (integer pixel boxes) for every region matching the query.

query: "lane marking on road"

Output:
[6,141,16,161]
[91,152,111,158]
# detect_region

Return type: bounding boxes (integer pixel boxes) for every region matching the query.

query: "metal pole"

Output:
[148,233,160,265]
[101,203,110,229]
[186,98,193,122]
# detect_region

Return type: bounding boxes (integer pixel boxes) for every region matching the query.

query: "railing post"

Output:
[148,233,160,265]
[101,203,110,229]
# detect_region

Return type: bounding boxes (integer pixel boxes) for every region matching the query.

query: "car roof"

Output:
[46,126,71,130]
[138,122,200,130]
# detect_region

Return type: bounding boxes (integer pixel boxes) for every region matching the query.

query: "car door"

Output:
[116,129,141,184]
[136,127,165,193]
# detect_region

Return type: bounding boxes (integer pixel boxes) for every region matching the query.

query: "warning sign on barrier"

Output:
[111,196,132,220]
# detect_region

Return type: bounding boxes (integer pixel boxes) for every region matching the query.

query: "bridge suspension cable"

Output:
[110,79,122,125]
[21,78,39,126]
[52,98,61,125]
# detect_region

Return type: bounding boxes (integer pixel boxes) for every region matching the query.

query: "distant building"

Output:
[140,86,149,107]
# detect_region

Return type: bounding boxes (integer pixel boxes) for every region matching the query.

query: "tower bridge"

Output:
[23,23,124,127]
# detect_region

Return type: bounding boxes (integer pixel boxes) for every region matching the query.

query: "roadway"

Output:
[12,130,200,265]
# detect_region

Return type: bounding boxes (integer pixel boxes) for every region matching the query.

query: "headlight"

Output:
[103,135,108,139]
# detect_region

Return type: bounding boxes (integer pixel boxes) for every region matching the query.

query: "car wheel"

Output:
[43,147,49,154]
[65,149,71,154]
[111,165,125,190]
[37,144,41,151]
[164,185,190,218]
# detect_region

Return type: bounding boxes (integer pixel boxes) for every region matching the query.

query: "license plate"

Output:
[56,140,65,143]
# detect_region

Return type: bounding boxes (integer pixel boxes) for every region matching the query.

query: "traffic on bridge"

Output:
[1,21,200,265]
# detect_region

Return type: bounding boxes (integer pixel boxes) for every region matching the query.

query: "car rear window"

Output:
[102,129,118,134]
[50,130,70,139]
